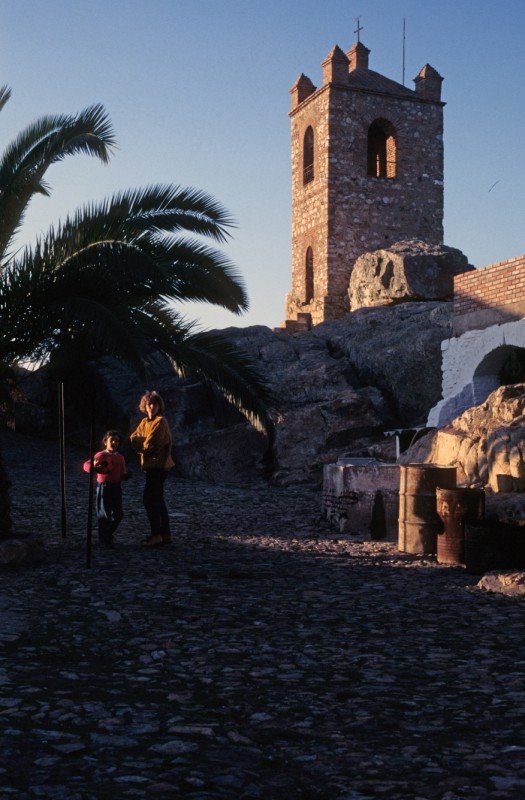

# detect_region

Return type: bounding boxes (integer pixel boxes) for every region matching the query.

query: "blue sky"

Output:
[1,0,524,330]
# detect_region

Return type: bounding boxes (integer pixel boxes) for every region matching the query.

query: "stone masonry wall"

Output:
[286,52,444,326]
[288,87,331,325]
[454,255,525,335]
[327,89,444,302]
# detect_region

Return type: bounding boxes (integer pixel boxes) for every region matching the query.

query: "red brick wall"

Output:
[453,255,525,335]
[454,255,525,316]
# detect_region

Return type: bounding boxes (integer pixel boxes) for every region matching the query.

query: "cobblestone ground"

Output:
[0,431,524,800]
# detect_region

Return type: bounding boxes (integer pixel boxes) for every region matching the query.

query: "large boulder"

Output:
[477,572,525,598]
[349,239,471,311]
[224,304,451,428]
[484,492,525,523]
[205,326,390,485]
[173,423,268,483]
[193,307,450,483]
[271,387,387,486]
[400,383,525,491]
[313,301,452,425]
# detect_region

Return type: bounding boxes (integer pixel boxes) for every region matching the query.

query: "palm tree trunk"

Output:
[0,440,11,540]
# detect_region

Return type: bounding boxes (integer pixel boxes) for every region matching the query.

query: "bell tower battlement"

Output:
[284,39,444,328]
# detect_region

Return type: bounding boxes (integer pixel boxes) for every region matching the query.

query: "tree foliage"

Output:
[0,90,276,435]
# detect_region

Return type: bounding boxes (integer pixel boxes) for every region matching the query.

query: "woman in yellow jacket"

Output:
[130,391,175,546]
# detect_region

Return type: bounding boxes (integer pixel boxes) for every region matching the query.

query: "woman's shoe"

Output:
[162,535,173,544]
[144,533,163,547]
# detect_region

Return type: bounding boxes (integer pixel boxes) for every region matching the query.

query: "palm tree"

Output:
[0,89,276,538]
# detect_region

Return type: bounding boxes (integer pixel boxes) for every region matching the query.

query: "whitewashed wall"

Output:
[428,318,525,426]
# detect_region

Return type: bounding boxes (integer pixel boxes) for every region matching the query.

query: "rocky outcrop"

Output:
[484,492,525,524]
[313,301,452,424]
[349,239,471,311]
[476,572,525,598]
[271,388,387,485]
[400,384,525,491]
[196,326,391,485]
[173,423,269,484]
[12,302,452,485]
[175,303,450,484]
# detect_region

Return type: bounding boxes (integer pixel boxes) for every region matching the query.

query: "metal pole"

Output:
[402,18,406,86]
[86,394,95,568]
[59,382,67,538]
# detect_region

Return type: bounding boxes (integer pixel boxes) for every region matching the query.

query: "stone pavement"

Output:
[0,431,524,800]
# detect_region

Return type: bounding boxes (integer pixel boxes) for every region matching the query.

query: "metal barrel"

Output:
[398,464,456,555]
[436,487,485,565]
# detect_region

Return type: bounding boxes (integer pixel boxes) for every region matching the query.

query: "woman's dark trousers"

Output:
[143,469,170,538]
[96,483,123,544]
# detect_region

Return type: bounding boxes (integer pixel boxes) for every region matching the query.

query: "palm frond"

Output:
[0,104,115,186]
[51,184,234,245]
[0,242,149,369]
[46,297,148,376]
[121,307,278,432]
[0,104,116,263]
[0,96,273,442]
[170,330,277,433]
[25,198,245,312]
[139,234,248,312]
[0,86,11,115]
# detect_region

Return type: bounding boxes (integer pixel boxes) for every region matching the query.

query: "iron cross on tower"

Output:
[354,16,363,42]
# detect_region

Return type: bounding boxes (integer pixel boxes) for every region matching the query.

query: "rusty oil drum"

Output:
[435,487,485,565]
[398,464,456,555]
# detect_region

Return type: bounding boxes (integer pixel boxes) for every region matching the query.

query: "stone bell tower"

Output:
[284,40,444,328]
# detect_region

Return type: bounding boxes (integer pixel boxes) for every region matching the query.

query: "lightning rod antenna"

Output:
[402,17,406,86]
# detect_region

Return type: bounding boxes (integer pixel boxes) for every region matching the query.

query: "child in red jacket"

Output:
[83,430,128,548]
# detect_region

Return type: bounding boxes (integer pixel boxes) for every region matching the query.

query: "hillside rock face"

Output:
[400,384,525,493]
[349,240,471,311]
[312,301,451,425]
[178,301,450,484]
[203,325,390,485]
[271,388,387,485]
[13,302,452,486]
